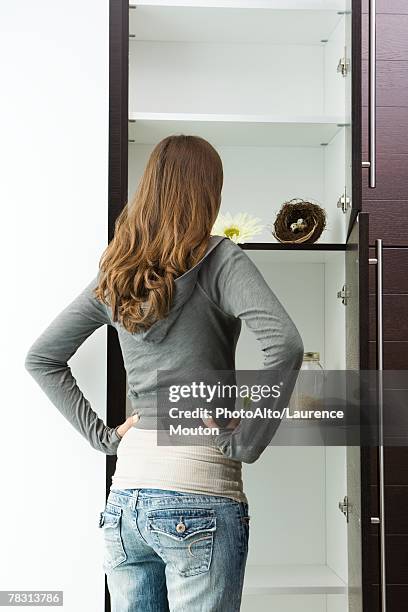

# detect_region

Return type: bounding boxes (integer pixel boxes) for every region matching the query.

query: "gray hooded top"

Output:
[24,235,304,464]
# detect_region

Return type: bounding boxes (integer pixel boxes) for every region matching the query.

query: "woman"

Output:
[25,135,304,611]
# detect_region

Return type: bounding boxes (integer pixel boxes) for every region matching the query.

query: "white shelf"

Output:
[130,1,345,10]
[243,564,347,595]
[129,3,345,45]
[128,112,346,147]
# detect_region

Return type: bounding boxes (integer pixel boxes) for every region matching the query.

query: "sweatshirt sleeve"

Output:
[24,273,122,455]
[200,238,304,463]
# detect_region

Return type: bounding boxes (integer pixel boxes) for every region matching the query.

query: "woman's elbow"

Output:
[24,340,47,376]
[24,347,38,374]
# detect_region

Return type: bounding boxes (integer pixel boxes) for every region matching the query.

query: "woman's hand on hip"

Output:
[116,414,139,438]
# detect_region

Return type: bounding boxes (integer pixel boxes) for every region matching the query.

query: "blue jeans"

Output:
[98,488,250,612]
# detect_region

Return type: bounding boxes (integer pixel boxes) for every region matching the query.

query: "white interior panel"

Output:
[236,250,347,601]
[324,251,346,369]
[235,252,325,363]
[241,594,345,612]
[129,42,325,116]
[324,128,347,244]
[242,446,327,565]
[327,594,349,612]
[325,447,348,582]
[323,14,347,118]
[241,594,326,612]
[237,253,326,567]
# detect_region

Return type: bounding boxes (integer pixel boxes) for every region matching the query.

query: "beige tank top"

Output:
[110,427,247,504]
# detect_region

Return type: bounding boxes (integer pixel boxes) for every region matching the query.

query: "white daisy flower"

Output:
[211,212,264,244]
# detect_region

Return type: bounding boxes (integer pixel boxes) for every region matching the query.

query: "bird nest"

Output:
[272,198,327,244]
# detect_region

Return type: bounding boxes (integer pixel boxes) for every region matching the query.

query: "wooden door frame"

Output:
[348,0,363,238]
[106,1,129,610]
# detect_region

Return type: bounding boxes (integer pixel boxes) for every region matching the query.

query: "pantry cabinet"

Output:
[105,1,386,611]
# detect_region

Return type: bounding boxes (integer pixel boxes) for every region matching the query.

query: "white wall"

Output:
[0,2,109,610]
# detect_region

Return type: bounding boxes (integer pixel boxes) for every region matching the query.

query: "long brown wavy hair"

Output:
[94,135,223,333]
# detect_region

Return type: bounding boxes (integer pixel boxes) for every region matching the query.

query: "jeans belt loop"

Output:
[130,488,140,511]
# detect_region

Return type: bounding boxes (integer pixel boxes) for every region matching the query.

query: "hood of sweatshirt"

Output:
[135,234,226,344]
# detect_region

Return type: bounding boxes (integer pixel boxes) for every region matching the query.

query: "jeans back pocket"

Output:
[146,508,216,577]
[99,503,127,572]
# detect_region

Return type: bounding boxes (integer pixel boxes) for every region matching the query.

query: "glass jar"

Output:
[289,351,325,412]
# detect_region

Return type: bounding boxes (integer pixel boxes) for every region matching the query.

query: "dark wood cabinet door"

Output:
[345,212,370,612]
[361,2,408,607]
[347,0,363,235]
[361,4,408,247]
[106,3,129,612]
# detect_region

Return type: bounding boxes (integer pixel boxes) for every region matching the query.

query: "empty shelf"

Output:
[243,564,347,595]
[128,113,347,147]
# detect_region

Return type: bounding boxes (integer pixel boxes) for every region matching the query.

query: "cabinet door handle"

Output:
[362,0,376,187]
[370,239,386,610]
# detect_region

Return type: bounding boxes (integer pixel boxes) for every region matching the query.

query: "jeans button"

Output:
[176,522,186,533]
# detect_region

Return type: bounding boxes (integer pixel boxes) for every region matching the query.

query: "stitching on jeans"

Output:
[187,534,212,557]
